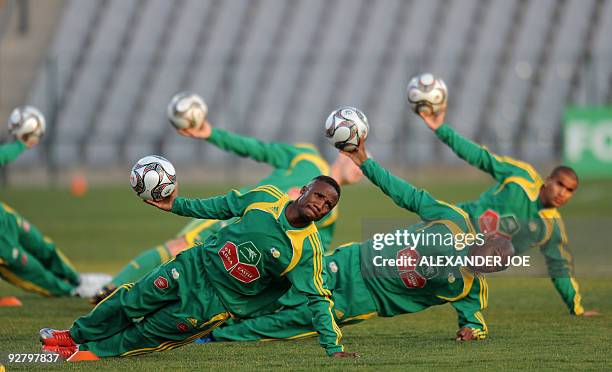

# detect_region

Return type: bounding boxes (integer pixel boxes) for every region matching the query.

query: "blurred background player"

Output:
[201,136,514,344]
[40,178,356,359]
[418,105,598,317]
[0,131,107,300]
[92,118,363,304]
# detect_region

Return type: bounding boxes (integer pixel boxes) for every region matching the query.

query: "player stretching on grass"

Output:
[418,105,598,316]
[40,177,358,359]
[197,137,514,344]
[92,120,363,303]
[0,136,106,300]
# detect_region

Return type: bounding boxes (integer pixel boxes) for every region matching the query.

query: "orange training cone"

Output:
[0,296,22,307]
[67,351,100,362]
[70,172,88,197]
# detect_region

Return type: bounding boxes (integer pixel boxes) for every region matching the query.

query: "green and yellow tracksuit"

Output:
[435,124,584,315]
[109,128,337,287]
[0,141,80,296]
[212,158,488,342]
[71,185,343,357]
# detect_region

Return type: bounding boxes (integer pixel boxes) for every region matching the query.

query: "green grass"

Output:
[1,180,611,370]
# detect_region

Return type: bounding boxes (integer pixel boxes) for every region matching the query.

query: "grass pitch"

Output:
[1,179,611,370]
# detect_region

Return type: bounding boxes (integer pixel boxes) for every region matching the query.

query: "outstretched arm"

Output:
[148,184,287,221]
[285,234,357,357]
[419,107,534,182]
[179,121,305,169]
[539,222,597,316]
[340,137,470,224]
[0,140,27,166]
[449,273,489,341]
[361,158,464,222]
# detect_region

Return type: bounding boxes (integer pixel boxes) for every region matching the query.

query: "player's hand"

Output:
[340,134,368,166]
[332,351,360,358]
[145,185,178,211]
[21,134,40,149]
[419,103,446,131]
[177,119,212,139]
[455,327,476,341]
[578,310,601,317]
[331,154,364,186]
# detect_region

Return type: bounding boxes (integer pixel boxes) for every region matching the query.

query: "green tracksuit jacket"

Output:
[109,128,337,287]
[0,141,80,296]
[212,158,489,342]
[72,185,342,356]
[436,124,584,315]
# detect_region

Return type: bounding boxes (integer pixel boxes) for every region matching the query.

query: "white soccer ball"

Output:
[324,106,369,152]
[130,155,177,201]
[406,73,448,115]
[7,105,46,142]
[167,92,208,130]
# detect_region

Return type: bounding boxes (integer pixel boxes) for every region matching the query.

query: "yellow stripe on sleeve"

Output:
[570,277,584,315]
[308,235,324,295]
[437,268,476,301]
[435,201,477,234]
[494,176,542,201]
[289,153,330,176]
[474,311,488,333]
[251,185,284,199]
[244,195,290,220]
[309,234,331,296]
[535,210,555,247]
[491,153,542,182]
[483,277,488,308]
[307,234,342,345]
[478,276,488,309]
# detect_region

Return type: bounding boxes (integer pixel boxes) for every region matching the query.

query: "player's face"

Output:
[541,172,578,208]
[296,182,339,222]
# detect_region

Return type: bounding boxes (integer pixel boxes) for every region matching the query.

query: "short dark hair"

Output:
[311,175,341,199]
[550,166,579,184]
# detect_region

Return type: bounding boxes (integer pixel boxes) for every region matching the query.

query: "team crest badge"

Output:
[154,276,169,290]
[499,214,520,236]
[218,241,262,283]
[420,265,438,279]
[176,323,189,332]
[171,268,180,280]
[478,210,500,234]
[448,273,456,283]
[270,248,280,259]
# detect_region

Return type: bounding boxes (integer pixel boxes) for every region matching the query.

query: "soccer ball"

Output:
[167,92,208,130]
[324,106,369,152]
[406,73,447,115]
[130,155,177,201]
[7,105,46,142]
